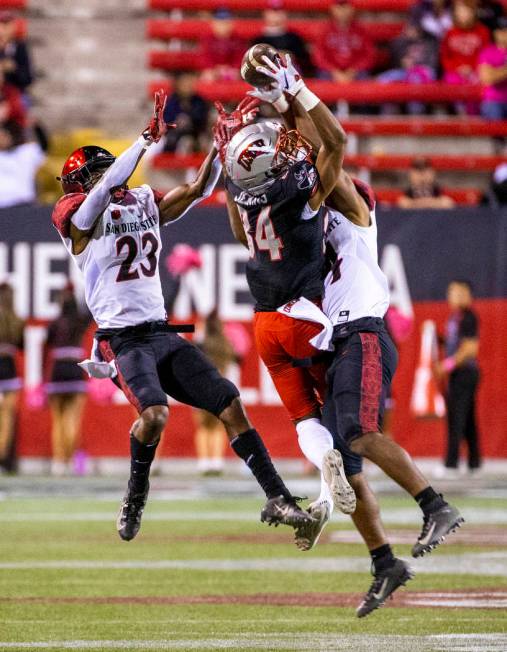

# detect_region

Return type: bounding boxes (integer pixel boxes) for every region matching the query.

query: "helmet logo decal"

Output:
[237,139,266,172]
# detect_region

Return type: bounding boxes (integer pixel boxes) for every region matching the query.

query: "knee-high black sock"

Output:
[129,434,159,493]
[231,429,291,500]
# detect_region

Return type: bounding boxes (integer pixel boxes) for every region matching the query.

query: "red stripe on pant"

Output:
[98,340,142,414]
[359,332,382,433]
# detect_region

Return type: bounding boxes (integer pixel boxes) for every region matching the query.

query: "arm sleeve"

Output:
[70,136,148,232]
[459,311,479,338]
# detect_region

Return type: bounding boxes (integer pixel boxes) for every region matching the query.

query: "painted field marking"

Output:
[0,634,506,651]
[1,552,507,576]
[2,506,506,524]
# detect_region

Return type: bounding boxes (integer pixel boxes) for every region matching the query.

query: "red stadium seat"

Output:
[151,152,503,173]
[340,118,507,137]
[0,0,26,7]
[149,0,414,13]
[147,79,483,104]
[146,18,403,44]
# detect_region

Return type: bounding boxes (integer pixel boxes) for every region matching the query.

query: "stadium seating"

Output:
[147,18,403,44]
[149,0,414,12]
[145,0,507,201]
[147,78,484,104]
[0,0,25,8]
[152,152,504,174]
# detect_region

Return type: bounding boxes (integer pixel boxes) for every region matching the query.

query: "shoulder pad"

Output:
[52,193,86,238]
[351,178,375,211]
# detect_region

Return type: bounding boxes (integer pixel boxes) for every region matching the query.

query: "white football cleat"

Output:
[294,500,332,551]
[322,449,356,515]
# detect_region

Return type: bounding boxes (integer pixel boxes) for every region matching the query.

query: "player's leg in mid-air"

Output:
[322,387,414,618]
[327,325,464,560]
[99,326,312,541]
[253,311,356,551]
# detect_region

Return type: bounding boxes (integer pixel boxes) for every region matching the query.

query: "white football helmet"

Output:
[225,121,312,195]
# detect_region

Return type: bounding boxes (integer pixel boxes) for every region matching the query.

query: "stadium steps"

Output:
[28,0,150,134]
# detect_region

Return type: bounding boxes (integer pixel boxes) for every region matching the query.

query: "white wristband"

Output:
[295,86,320,111]
[273,94,289,114]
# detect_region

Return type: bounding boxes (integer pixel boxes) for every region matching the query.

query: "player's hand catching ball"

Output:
[256,54,305,97]
[142,90,176,144]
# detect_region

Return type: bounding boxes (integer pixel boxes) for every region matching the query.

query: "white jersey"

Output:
[322,205,390,326]
[52,184,166,328]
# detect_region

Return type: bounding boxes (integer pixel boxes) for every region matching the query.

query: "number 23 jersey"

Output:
[52,184,166,328]
[226,160,325,312]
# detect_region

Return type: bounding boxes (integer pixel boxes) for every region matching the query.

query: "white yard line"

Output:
[2,506,506,524]
[1,552,507,575]
[0,634,506,651]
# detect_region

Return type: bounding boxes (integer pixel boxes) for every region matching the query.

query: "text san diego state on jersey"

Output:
[226,160,325,312]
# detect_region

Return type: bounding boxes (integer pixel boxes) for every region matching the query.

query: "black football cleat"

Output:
[412,502,465,558]
[356,558,414,618]
[117,481,150,541]
[260,495,315,528]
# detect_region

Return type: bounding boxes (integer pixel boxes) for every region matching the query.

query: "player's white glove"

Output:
[256,54,305,97]
[247,84,283,104]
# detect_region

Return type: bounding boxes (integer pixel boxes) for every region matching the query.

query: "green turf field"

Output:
[0,476,506,651]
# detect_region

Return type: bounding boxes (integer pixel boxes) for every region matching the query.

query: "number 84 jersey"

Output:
[52,185,167,328]
[226,160,325,312]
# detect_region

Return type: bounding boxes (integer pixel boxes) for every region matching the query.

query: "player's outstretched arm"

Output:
[157,147,221,225]
[70,90,172,252]
[256,55,345,210]
[255,63,370,226]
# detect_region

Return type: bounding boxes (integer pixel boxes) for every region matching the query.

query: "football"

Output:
[240,43,281,88]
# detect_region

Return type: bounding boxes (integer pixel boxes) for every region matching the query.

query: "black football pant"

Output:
[445,367,481,469]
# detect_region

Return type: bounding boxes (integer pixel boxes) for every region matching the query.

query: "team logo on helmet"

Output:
[237,139,266,172]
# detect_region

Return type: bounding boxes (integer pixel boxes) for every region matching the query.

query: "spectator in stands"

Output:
[163,73,209,153]
[313,0,378,81]
[411,0,453,41]
[252,0,314,76]
[0,121,46,208]
[441,0,490,113]
[200,8,246,82]
[0,11,32,93]
[0,68,26,127]
[378,22,438,114]
[397,157,455,209]
[478,15,507,120]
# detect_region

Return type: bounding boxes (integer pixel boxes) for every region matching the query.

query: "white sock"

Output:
[296,418,333,470]
[319,472,333,506]
[296,418,334,507]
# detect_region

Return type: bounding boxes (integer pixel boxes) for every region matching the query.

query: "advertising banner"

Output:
[1,204,506,459]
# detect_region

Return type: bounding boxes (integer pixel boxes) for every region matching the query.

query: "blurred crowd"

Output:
[0,10,47,210]
[159,0,507,206]
[163,0,507,154]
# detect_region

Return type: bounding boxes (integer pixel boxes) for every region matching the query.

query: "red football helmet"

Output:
[57,145,116,194]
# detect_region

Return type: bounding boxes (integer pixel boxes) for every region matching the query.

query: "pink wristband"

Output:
[443,356,457,373]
